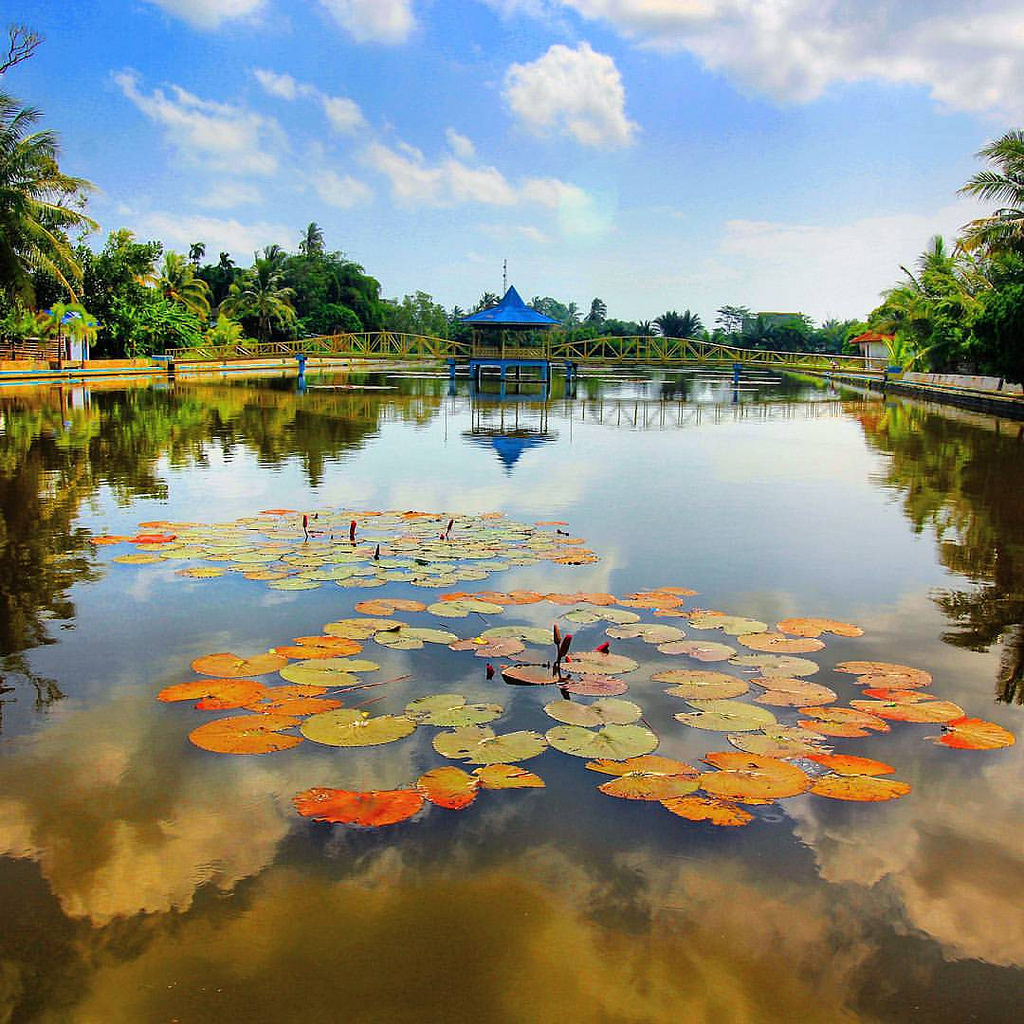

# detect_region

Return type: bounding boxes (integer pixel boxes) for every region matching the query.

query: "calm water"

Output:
[0,368,1020,1023]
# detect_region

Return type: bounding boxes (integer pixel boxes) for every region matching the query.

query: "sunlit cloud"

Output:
[142,0,266,30]
[318,0,418,44]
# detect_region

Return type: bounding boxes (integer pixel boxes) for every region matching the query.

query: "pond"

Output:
[0,368,1020,1022]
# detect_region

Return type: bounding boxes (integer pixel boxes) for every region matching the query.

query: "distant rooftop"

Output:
[460,286,561,327]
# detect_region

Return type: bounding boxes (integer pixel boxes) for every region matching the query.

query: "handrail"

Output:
[163,331,876,371]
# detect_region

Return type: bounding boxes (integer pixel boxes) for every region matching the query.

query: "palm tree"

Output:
[299,222,325,257]
[637,319,657,337]
[586,297,607,324]
[0,91,97,304]
[654,309,703,338]
[188,241,206,268]
[157,251,211,318]
[958,129,1024,253]
[261,243,286,266]
[221,257,297,343]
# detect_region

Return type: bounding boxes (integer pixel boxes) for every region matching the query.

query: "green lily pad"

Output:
[565,606,641,625]
[546,724,659,760]
[405,694,504,727]
[654,669,748,700]
[657,640,737,661]
[674,699,778,732]
[563,651,639,674]
[432,726,548,765]
[687,613,768,635]
[426,599,505,617]
[605,624,684,643]
[300,709,417,747]
[279,661,362,687]
[376,625,459,650]
[543,697,643,727]
[728,725,832,757]
[729,654,820,677]
[481,626,552,645]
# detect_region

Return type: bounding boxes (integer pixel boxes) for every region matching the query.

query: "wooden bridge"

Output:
[165,332,877,372]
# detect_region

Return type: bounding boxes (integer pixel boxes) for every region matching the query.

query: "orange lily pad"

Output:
[473,764,545,789]
[598,773,700,800]
[354,598,428,615]
[189,714,302,754]
[776,617,864,638]
[560,674,629,696]
[585,755,698,777]
[699,752,811,804]
[737,632,825,654]
[810,776,911,802]
[799,706,891,737]
[658,640,736,662]
[849,698,964,723]
[158,678,266,710]
[654,669,748,700]
[191,651,288,678]
[292,788,424,826]
[416,766,478,809]
[753,677,838,707]
[660,795,753,826]
[834,661,932,687]
[805,754,895,776]
[544,591,616,606]
[932,716,1015,750]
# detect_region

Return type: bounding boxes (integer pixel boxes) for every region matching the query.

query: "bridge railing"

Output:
[166,332,875,372]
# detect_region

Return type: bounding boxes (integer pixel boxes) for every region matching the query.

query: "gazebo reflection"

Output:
[462,400,555,474]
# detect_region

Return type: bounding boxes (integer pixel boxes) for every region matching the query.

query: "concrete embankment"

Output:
[803,369,1024,421]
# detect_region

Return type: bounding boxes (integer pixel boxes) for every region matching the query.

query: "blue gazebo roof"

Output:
[460,286,560,327]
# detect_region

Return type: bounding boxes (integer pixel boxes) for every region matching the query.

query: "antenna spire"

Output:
[502,258,508,294]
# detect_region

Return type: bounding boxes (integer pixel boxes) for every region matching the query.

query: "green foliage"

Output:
[654,309,703,338]
[221,257,297,344]
[157,251,211,318]
[206,313,246,346]
[0,299,37,340]
[382,291,448,337]
[958,129,1024,254]
[110,295,204,356]
[301,303,361,337]
[0,90,97,304]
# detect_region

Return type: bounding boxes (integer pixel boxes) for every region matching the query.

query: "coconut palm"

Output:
[654,309,703,338]
[157,251,211,318]
[221,257,296,343]
[299,222,325,257]
[958,129,1024,253]
[0,91,97,304]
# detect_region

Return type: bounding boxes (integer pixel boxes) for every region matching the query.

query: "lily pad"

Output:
[687,612,768,635]
[598,773,699,800]
[191,652,288,678]
[376,625,459,650]
[658,640,736,662]
[500,665,562,686]
[729,654,819,677]
[416,766,478,809]
[737,632,825,654]
[449,637,525,658]
[564,651,639,674]
[546,723,658,760]
[798,706,890,737]
[427,599,505,617]
[189,714,302,755]
[481,626,554,645]
[605,623,685,644]
[543,697,643,727]
[158,678,266,710]
[834,661,932,687]
[293,787,424,825]
[354,598,427,615]
[805,754,895,776]
[300,709,416,747]
[560,674,629,696]
[473,764,545,789]
[654,669,748,700]
[585,755,698,778]
[699,752,811,804]
[660,795,753,827]
[432,726,548,765]
[776,617,864,638]
[324,617,404,640]
[728,725,832,758]
[809,776,911,802]
[849,698,965,723]
[931,716,1015,750]
[675,699,777,732]
[753,677,838,707]
[405,694,504,727]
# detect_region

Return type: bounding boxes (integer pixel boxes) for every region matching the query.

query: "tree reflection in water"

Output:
[851,397,1024,702]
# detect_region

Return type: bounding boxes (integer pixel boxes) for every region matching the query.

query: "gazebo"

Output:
[458,286,563,387]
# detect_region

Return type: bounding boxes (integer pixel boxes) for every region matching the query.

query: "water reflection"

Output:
[0,371,1020,1021]
[852,399,1024,702]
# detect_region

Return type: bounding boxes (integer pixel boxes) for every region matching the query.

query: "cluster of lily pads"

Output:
[91,509,597,591]
[148,530,1016,829]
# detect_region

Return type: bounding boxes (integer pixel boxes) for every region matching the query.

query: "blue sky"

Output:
[10,0,1022,324]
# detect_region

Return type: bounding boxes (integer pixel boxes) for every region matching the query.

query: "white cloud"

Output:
[363,139,601,236]
[321,95,366,134]
[445,128,476,160]
[312,169,373,208]
[503,42,638,147]
[135,212,294,260]
[143,0,265,30]
[318,0,417,44]
[115,71,282,175]
[510,1,1024,120]
[714,201,975,319]
[253,68,311,101]
[198,180,264,209]
[253,68,365,135]
[479,223,550,243]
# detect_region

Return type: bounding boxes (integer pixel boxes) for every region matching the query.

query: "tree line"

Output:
[0,27,1019,378]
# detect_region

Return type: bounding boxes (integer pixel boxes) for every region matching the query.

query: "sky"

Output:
[8,0,1023,325]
